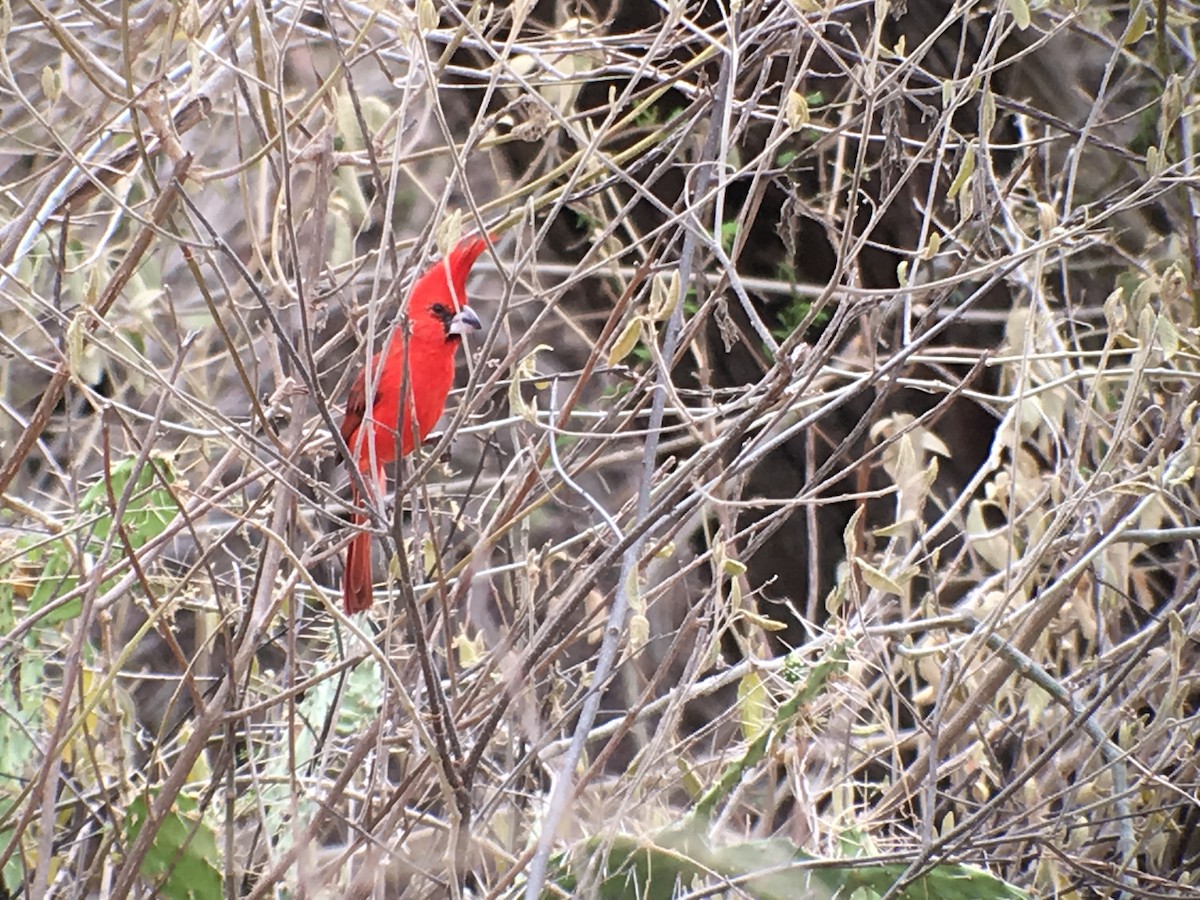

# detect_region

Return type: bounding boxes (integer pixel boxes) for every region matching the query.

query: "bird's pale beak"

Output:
[449,306,483,336]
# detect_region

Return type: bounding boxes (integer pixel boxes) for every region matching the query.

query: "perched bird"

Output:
[340,236,486,613]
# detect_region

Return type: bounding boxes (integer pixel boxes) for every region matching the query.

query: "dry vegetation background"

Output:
[1,0,1199,897]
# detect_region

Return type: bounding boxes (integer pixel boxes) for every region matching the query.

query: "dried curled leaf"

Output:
[648,270,681,322]
[509,343,553,422]
[608,316,644,366]
[947,143,976,199]
[1007,0,1031,29]
[435,210,464,257]
[785,90,809,131]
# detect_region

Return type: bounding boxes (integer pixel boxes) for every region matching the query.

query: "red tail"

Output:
[343,487,375,614]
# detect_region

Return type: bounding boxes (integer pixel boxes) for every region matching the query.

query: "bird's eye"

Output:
[430,303,449,317]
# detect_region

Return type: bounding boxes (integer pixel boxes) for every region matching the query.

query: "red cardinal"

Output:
[340,236,487,613]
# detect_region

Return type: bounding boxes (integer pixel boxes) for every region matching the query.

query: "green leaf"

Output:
[25,454,181,621]
[26,539,81,624]
[548,827,1030,899]
[79,454,178,547]
[126,793,222,899]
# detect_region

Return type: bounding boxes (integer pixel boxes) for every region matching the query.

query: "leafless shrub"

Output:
[1,0,1198,897]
